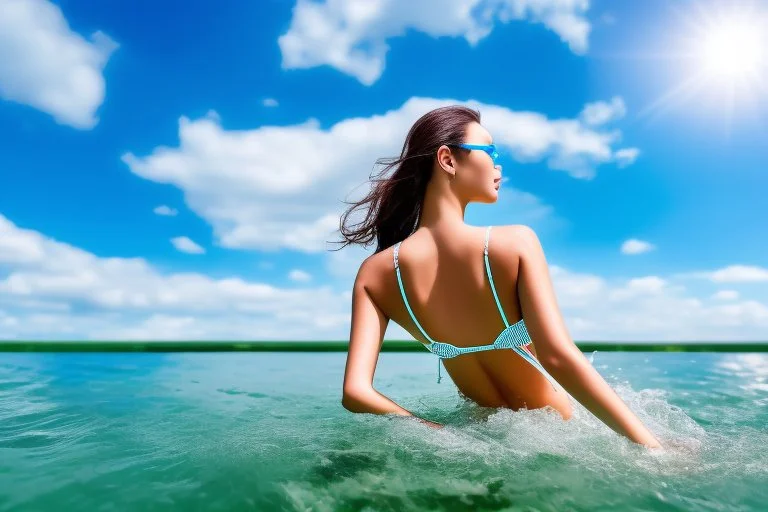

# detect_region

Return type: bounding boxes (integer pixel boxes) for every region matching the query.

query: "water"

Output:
[0,351,766,511]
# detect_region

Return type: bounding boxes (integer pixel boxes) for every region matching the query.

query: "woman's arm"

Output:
[341,260,442,428]
[514,226,661,449]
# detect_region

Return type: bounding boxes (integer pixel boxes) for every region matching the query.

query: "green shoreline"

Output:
[0,341,766,353]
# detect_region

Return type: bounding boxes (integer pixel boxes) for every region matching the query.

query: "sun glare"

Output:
[636,3,768,128]
[698,19,765,82]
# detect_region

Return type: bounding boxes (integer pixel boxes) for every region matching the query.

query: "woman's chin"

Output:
[480,191,499,203]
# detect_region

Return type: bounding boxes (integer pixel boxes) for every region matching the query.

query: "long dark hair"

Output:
[329,105,481,254]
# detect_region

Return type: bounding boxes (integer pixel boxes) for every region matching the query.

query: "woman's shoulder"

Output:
[488,224,540,250]
[353,241,399,288]
[356,224,540,279]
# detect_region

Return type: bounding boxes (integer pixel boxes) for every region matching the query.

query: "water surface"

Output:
[0,351,766,511]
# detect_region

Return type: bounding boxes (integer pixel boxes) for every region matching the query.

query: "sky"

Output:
[0,0,766,341]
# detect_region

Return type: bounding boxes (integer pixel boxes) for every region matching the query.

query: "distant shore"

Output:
[0,341,766,352]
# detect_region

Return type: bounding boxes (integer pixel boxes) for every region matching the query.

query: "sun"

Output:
[636,2,768,127]
[696,17,765,83]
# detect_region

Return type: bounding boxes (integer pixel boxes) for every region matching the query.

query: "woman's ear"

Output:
[436,145,455,175]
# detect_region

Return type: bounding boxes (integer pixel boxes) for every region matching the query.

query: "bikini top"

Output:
[393,225,559,390]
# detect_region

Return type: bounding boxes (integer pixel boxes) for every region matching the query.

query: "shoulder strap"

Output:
[484,226,510,328]
[394,242,437,344]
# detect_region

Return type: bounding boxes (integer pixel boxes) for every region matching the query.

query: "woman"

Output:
[334,105,662,449]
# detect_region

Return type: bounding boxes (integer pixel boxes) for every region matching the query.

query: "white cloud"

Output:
[0,214,352,339]
[548,265,606,307]
[289,269,312,282]
[546,266,768,341]
[613,147,640,167]
[154,205,178,216]
[92,314,199,341]
[170,236,205,255]
[579,96,627,126]
[712,290,739,301]
[576,97,640,168]
[621,238,655,255]
[0,216,46,264]
[608,276,670,301]
[0,0,117,129]
[122,96,636,254]
[263,97,279,107]
[481,101,638,179]
[682,265,768,283]
[1,214,766,341]
[709,265,768,283]
[278,0,591,85]
[705,301,768,328]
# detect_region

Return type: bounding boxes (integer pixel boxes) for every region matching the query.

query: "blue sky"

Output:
[0,0,766,341]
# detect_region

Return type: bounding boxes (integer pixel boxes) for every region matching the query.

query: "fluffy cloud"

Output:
[712,290,739,301]
[546,266,768,341]
[579,96,627,126]
[262,98,279,107]
[171,236,205,255]
[0,215,351,341]
[154,205,178,216]
[122,96,636,254]
[613,148,640,168]
[278,0,591,84]
[288,269,312,282]
[621,238,655,255]
[1,214,766,341]
[608,276,671,301]
[708,265,768,283]
[479,99,638,179]
[682,265,768,283]
[0,0,117,128]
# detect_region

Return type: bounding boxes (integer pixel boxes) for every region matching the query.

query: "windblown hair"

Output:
[329,105,480,254]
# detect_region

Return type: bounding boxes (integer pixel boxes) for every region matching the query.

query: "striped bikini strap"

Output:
[393,241,437,345]
[484,226,510,328]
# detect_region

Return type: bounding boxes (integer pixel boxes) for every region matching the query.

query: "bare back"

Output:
[364,224,573,417]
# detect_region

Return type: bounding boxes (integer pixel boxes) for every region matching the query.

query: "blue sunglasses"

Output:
[452,143,499,163]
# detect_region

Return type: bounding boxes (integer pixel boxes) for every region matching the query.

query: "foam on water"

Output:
[281,379,766,511]
[0,352,766,511]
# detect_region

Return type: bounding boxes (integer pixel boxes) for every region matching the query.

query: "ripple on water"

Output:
[278,380,767,511]
[1,353,767,511]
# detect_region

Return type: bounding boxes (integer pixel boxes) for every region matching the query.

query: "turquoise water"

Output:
[0,351,766,511]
